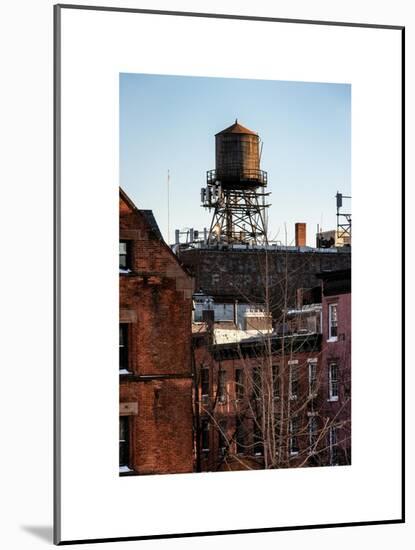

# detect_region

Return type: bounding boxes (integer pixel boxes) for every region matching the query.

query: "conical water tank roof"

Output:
[215,119,258,136]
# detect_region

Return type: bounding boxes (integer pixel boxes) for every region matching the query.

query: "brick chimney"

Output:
[295,223,306,247]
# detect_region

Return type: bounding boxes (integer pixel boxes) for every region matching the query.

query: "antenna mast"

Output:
[167,169,170,245]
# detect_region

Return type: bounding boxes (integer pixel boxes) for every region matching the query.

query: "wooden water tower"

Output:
[201,120,270,245]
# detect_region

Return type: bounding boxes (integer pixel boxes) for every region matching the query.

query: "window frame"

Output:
[328,302,338,341]
[235,368,244,401]
[119,323,130,373]
[218,419,227,457]
[217,369,226,404]
[289,416,300,456]
[328,362,339,401]
[119,416,131,469]
[201,367,210,403]
[119,239,132,270]
[201,418,210,452]
[289,362,299,400]
[272,364,280,399]
[308,360,318,397]
[308,416,318,450]
[235,418,245,455]
[253,420,264,456]
[329,425,338,465]
[252,366,261,400]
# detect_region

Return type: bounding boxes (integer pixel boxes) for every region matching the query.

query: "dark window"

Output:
[201,368,209,398]
[309,362,317,396]
[253,421,264,456]
[236,419,245,454]
[329,426,338,465]
[252,367,261,399]
[119,240,131,270]
[119,416,130,467]
[290,364,299,399]
[345,384,351,399]
[308,416,317,449]
[119,324,129,372]
[235,368,244,400]
[272,364,280,398]
[218,370,226,403]
[290,417,299,454]
[201,419,210,451]
[218,420,227,456]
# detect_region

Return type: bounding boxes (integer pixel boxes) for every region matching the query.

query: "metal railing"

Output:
[206,168,267,186]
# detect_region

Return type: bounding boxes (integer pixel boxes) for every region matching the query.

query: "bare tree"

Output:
[192,241,351,472]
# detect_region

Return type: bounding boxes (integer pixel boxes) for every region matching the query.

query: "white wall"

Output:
[0,1,411,549]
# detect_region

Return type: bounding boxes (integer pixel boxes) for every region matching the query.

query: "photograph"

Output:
[50,4,404,543]
[118,73,352,476]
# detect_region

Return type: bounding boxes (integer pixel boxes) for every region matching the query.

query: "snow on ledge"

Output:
[119,465,133,474]
[119,369,131,375]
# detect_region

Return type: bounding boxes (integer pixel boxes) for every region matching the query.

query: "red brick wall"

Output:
[321,291,352,463]
[193,331,333,471]
[295,222,306,247]
[119,192,194,475]
[193,320,351,470]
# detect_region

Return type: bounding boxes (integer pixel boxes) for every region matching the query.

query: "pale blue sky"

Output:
[120,74,351,246]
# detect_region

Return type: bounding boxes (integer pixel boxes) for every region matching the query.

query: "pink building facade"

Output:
[319,269,351,465]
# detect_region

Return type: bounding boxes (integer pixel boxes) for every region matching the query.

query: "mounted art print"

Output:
[54,4,404,545]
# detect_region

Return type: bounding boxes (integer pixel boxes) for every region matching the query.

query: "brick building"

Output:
[178,244,351,311]
[191,268,351,471]
[119,188,194,475]
[318,269,352,465]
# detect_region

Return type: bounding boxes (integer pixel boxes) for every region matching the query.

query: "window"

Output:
[201,368,209,402]
[119,416,130,467]
[218,420,227,457]
[236,419,245,454]
[308,362,317,396]
[119,240,131,270]
[235,368,244,400]
[272,364,280,399]
[119,324,129,373]
[328,303,338,339]
[252,366,261,399]
[289,417,299,455]
[201,419,210,451]
[328,363,339,401]
[329,425,338,465]
[308,416,317,450]
[289,364,299,399]
[218,370,226,403]
[253,421,264,456]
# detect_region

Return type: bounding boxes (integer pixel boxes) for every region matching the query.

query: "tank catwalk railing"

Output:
[206,168,268,187]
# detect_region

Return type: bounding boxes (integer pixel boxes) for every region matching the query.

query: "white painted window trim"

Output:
[328,302,338,342]
[328,362,339,401]
[289,363,298,400]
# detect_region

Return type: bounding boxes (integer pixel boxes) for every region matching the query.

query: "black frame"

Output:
[54,3,405,545]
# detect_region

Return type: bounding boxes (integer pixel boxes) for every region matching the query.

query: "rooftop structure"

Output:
[201,120,270,246]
